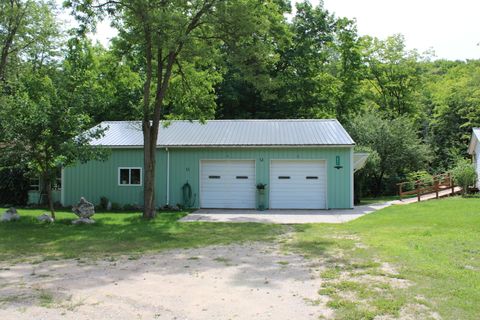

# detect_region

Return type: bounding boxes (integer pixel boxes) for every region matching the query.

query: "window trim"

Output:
[29,178,40,191]
[118,167,143,186]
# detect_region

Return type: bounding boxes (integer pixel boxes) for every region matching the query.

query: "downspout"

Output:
[166,148,170,206]
[350,147,354,209]
[60,167,65,207]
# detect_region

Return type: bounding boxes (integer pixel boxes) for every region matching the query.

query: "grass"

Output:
[0,208,285,263]
[38,290,54,307]
[359,194,415,205]
[2,198,480,319]
[213,256,232,265]
[290,197,480,320]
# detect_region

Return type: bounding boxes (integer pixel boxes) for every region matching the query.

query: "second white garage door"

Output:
[270,160,327,209]
[200,160,256,209]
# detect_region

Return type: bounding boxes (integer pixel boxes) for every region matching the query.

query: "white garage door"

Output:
[200,160,256,209]
[270,160,327,209]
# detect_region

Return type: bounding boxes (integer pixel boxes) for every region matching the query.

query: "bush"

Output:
[348,111,431,196]
[462,193,480,199]
[0,168,30,206]
[110,202,121,211]
[404,170,434,191]
[123,204,139,211]
[451,159,477,195]
[99,196,109,210]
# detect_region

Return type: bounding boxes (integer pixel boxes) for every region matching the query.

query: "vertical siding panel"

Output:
[64,146,354,209]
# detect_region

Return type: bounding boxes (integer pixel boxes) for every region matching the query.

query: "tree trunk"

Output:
[140,17,155,219]
[45,177,55,220]
[373,172,384,197]
[138,2,211,219]
[0,1,23,82]
[143,125,157,219]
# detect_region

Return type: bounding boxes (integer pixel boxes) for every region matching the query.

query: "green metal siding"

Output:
[28,190,61,205]
[167,148,352,209]
[63,149,167,207]
[63,147,353,209]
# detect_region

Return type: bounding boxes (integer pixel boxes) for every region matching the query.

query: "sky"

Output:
[60,0,480,61]
[305,0,480,60]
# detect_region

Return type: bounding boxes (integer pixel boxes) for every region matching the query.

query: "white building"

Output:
[468,128,480,189]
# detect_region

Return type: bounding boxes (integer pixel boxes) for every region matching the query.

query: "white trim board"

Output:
[117,167,143,186]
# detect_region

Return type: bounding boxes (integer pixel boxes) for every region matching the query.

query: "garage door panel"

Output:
[270,160,326,209]
[201,160,256,209]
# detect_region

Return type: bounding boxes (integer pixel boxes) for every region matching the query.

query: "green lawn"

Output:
[0,208,285,262]
[1,198,479,319]
[359,194,415,205]
[291,197,480,320]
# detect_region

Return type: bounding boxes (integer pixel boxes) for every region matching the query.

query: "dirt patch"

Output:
[0,242,333,320]
[313,245,440,320]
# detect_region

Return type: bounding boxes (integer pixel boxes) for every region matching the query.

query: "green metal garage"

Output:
[62,119,364,210]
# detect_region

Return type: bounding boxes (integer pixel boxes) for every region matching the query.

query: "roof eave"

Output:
[92,144,355,148]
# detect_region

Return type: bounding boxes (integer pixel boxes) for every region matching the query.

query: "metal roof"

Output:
[89,120,355,147]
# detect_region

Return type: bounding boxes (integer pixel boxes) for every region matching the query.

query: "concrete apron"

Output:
[179,202,393,224]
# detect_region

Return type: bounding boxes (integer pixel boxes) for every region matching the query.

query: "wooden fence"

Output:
[397,173,456,202]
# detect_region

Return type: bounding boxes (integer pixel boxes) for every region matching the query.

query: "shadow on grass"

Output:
[0,210,326,312]
[0,210,286,263]
[286,224,352,258]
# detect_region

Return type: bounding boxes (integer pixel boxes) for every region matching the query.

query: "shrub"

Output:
[99,196,109,210]
[348,111,431,196]
[110,202,121,211]
[404,170,434,191]
[451,159,477,195]
[0,168,30,206]
[123,203,138,211]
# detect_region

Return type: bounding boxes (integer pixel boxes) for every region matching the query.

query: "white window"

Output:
[29,178,40,191]
[118,167,142,186]
[52,169,62,190]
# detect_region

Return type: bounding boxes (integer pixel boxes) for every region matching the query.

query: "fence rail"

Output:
[397,173,456,202]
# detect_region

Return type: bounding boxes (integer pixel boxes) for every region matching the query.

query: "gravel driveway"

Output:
[0,241,332,320]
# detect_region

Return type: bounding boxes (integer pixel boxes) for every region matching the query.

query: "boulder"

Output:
[72,197,95,219]
[72,217,96,225]
[1,207,20,222]
[37,213,54,223]
[72,197,95,224]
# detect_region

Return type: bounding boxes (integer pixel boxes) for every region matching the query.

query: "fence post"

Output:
[417,183,421,202]
[399,184,403,200]
[435,178,439,199]
[450,173,455,195]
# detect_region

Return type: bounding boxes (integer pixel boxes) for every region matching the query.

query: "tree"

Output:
[0,0,58,83]
[348,111,431,196]
[67,0,289,218]
[424,60,480,170]
[272,1,340,119]
[0,0,60,144]
[451,159,477,195]
[361,34,427,117]
[215,1,364,121]
[62,36,143,122]
[0,68,105,218]
[331,17,364,121]
[266,2,363,119]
